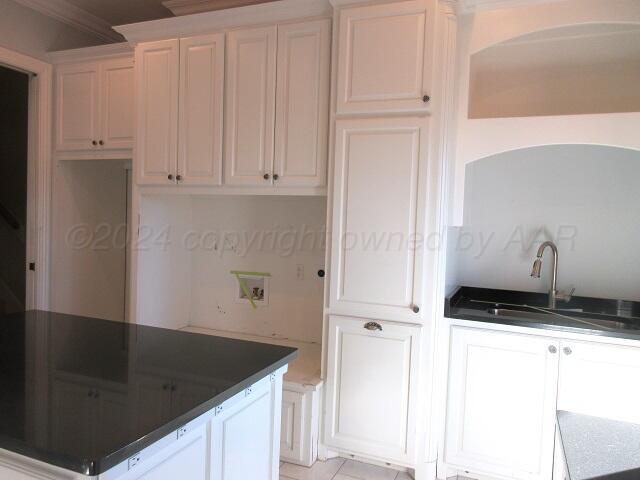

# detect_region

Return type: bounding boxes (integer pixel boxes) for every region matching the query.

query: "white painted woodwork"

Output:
[100,57,135,150]
[444,327,559,480]
[324,315,421,464]
[55,62,99,151]
[178,33,225,185]
[280,390,301,461]
[136,40,180,185]
[114,424,208,480]
[224,26,277,186]
[336,0,429,114]
[181,326,323,467]
[210,375,282,480]
[274,19,331,187]
[330,117,428,320]
[557,340,640,424]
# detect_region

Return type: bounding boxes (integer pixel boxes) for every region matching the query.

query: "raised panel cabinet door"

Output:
[210,388,275,480]
[55,62,100,151]
[178,33,225,185]
[280,390,303,463]
[330,117,427,320]
[135,40,179,185]
[336,0,429,114]
[444,327,559,480]
[324,316,421,464]
[557,340,640,424]
[224,26,277,186]
[273,19,331,187]
[100,57,134,150]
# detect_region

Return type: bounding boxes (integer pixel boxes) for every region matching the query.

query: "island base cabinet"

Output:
[211,377,281,480]
[324,315,421,465]
[0,369,286,480]
[444,327,559,480]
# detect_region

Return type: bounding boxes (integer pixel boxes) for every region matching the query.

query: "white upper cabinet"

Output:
[100,57,135,150]
[56,62,100,152]
[224,26,277,186]
[557,340,640,424]
[324,315,421,464]
[55,57,134,154]
[274,19,331,187]
[136,40,180,185]
[336,0,430,115]
[330,116,428,320]
[178,33,225,186]
[445,327,559,480]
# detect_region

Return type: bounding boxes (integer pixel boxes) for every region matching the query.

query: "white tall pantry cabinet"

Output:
[323,0,450,473]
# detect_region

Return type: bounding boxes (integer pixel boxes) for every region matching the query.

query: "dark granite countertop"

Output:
[445,286,640,341]
[557,411,640,480]
[0,310,297,475]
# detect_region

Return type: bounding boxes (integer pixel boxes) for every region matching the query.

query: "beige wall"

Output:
[0,0,106,61]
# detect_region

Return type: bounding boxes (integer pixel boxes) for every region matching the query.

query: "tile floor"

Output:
[279,459,414,480]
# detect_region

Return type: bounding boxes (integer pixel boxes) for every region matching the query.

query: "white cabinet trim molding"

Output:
[114,0,332,44]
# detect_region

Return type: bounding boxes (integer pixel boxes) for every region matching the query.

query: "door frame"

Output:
[0,46,52,310]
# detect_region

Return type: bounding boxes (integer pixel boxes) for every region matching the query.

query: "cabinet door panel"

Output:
[225,26,277,186]
[324,316,421,463]
[136,40,179,185]
[179,34,225,185]
[444,327,559,480]
[55,63,99,151]
[336,0,428,114]
[557,341,640,424]
[330,117,427,319]
[101,57,134,150]
[211,389,274,480]
[274,19,330,187]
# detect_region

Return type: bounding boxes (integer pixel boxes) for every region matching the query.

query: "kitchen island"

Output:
[0,310,297,479]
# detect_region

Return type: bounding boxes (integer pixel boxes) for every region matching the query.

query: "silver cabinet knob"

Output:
[548,345,557,354]
[364,322,382,331]
[411,305,420,314]
[563,347,572,355]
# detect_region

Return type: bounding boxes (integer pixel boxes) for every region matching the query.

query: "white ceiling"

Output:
[62,0,173,26]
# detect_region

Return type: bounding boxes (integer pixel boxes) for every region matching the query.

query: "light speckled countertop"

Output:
[557,411,640,480]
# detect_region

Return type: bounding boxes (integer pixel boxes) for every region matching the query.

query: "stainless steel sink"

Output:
[486,306,638,331]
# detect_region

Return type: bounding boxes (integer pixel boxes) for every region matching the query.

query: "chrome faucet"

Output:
[530,241,574,309]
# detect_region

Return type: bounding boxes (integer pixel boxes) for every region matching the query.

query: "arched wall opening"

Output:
[446,144,640,302]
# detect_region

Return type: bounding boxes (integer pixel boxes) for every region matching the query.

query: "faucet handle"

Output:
[556,287,575,303]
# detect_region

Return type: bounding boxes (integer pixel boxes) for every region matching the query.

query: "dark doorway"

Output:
[0,65,29,314]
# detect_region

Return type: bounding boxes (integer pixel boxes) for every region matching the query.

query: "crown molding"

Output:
[162,0,276,16]
[460,0,566,14]
[48,42,133,63]
[115,0,331,44]
[12,0,123,42]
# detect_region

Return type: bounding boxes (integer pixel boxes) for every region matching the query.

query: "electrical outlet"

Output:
[296,264,304,280]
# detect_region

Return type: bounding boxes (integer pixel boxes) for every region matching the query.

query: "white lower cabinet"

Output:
[557,340,640,423]
[280,384,321,467]
[324,315,421,465]
[211,375,282,480]
[443,325,640,480]
[444,327,559,480]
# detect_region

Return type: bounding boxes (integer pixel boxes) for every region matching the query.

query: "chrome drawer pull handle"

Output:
[364,322,382,332]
